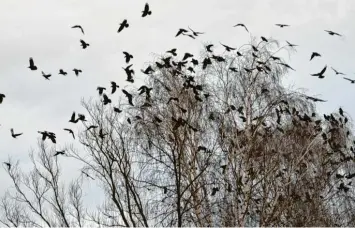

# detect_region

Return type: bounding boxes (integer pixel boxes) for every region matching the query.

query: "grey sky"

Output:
[1,0,355,206]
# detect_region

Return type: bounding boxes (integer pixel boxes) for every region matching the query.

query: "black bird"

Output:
[167,48,177,56]
[98,129,107,139]
[71,25,84,34]
[77,114,86,122]
[252,45,258,52]
[229,67,238,72]
[0,93,5,104]
[188,26,204,36]
[80,39,90,49]
[64,128,75,139]
[233,23,248,32]
[325,30,342,36]
[310,52,321,61]
[142,66,154,74]
[28,57,37,70]
[343,77,355,84]
[270,56,281,61]
[123,52,133,63]
[127,118,132,124]
[138,85,153,96]
[206,44,214,53]
[220,42,236,51]
[69,112,79,123]
[41,71,51,80]
[123,64,134,83]
[10,128,23,138]
[54,150,65,157]
[86,125,98,131]
[141,3,152,17]
[38,130,50,141]
[3,162,11,170]
[102,93,112,105]
[331,67,345,75]
[73,68,82,76]
[176,28,188,37]
[278,63,295,71]
[275,24,290,28]
[182,52,194,61]
[286,41,298,47]
[113,107,122,113]
[122,89,134,106]
[311,65,327,78]
[59,69,67,76]
[305,96,326,102]
[202,57,212,70]
[111,81,119,94]
[261,36,268,42]
[339,108,344,116]
[191,58,198,66]
[97,87,106,95]
[117,19,129,33]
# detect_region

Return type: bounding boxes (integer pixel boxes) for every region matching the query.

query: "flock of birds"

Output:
[1,2,354,189]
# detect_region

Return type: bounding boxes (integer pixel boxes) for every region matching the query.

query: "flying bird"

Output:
[28,57,37,70]
[343,77,355,84]
[10,128,23,138]
[305,96,326,102]
[188,26,204,36]
[182,53,194,61]
[206,44,214,53]
[80,39,90,49]
[233,23,248,32]
[64,128,75,139]
[97,87,106,95]
[220,43,236,52]
[111,81,119,94]
[331,67,345,75]
[122,89,134,106]
[41,71,51,80]
[311,65,327,78]
[71,25,84,34]
[54,150,65,157]
[167,48,177,56]
[59,69,67,76]
[278,62,295,71]
[310,52,321,61]
[141,3,152,17]
[176,28,188,37]
[142,66,154,74]
[325,30,342,36]
[286,41,298,48]
[69,112,79,123]
[118,19,129,33]
[275,24,290,28]
[86,125,98,131]
[123,64,134,83]
[102,93,112,105]
[0,93,6,104]
[123,52,133,63]
[73,68,82,76]
[261,36,268,42]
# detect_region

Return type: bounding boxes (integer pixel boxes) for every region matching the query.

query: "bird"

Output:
[286,41,298,47]
[10,128,23,138]
[122,89,134,106]
[59,69,67,76]
[0,93,5,104]
[86,125,98,131]
[41,71,51,80]
[113,107,122,113]
[37,131,56,143]
[64,128,75,139]
[142,66,154,74]
[123,64,134,83]
[28,57,37,70]
[54,150,65,157]
[343,77,355,84]
[305,96,326,102]
[71,25,84,34]
[275,24,290,28]
[123,52,133,63]
[80,39,90,49]
[77,114,86,122]
[220,43,236,52]
[261,36,268,42]
[233,23,248,32]
[325,30,342,36]
[176,28,188,37]
[98,129,107,139]
[310,52,321,61]
[73,68,82,76]
[167,48,177,56]
[69,112,79,123]
[206,44,214,53]
[117,19,129,33]
[311,65,327,78]
[339,108,344,116]
[331,67,345,75]
[202,57,212,70]
[182,53,194,61]
[3,162,11,170]
[141,3,152,17]
[188,26,204,36]
[278,63,295,71]
[111,81,119,94]
[97,87,106,95]
[102,94,112,105]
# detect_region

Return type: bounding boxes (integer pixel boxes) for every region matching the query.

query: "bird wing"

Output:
[344,77,353,81]
[29,58,34,66]
[144,3,149,11]
[320,66,327,74]
[10,128,14,135]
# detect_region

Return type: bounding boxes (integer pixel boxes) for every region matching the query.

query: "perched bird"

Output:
[37,131,56,143]
[141,3,152,17]
[102,94,112,105]
[97,86,106,95]
[64,128,75,139]
[233,23,248,32]
[310,52,321,61]
[175,28,188,37]
[69,112,79,123]
[10,128,23,138]
[123,64,134,83]
[41,71,51,80]
[54,150,65,156]
[167,48,177,56]
[71,25,84,34]
[122,89,134,106]
[111,81,119,94]
[123,52,133,63]
[80,39,90,49]
[59,69,67,76]
[73,68,82,76]
[311,65,327,78]
[325,30,342,36]
[220,42,236,51]
[117,19,129,33]
[343,77,355,84]
[188,26,204,36]
[206,44,214,53]
[331,67,345,75]
[275,24,290,28]
[0,93,6,104]
[28,57,37,71]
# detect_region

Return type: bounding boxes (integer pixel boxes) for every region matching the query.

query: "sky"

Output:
[1,0,355,209]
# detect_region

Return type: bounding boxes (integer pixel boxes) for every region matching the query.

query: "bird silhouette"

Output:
[305,96,326,102]
[113,107,122,113]
[0,93,5,104]
[286,41,298,47]
[182,53,194,61]
[339,108,344,116]
[142,66,154,74]
[28,57,37,70]
[118,19,129,33]
[331,67,345,75]
[102,93,112,105]
[311,65,327,78]
[41,71,51,80]
[191,58,198,66]
[188,26,204,36]
[37,131,56,143]
[275,24,290,28]
[3,162,11,170]
[77,114,86,122]
[80,39,90,49]
[233,23,248,32]
[343,77,355,84]
[202,57,212,70]
[98,129,107,139]
[64,128,75,139]
[54,150,65,157]
[310,52,321,61]
[69,112,79,123]
[86,125,98,131]
[123,64,134,83]
[123,52,133,63]
[220,42,236,51]
[97,87,106,95]
[325,30,342,36]
[206,44,214,53]
[71,25,84,34]
[261,36,268,42]
[73,68,82,76]
[59,69,67,76]
[278,63,295,71]
[141,3,152,17]
[229,67,238,72]
[167,48,177,56]
[122,89,134,106]
[111,81,119,94]
[176,28,188,37]
[11,128,23,138]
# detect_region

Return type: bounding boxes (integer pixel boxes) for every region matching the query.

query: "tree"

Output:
[2,37,355,227]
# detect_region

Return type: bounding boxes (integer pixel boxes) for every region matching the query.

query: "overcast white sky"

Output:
[1,0,355,207]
